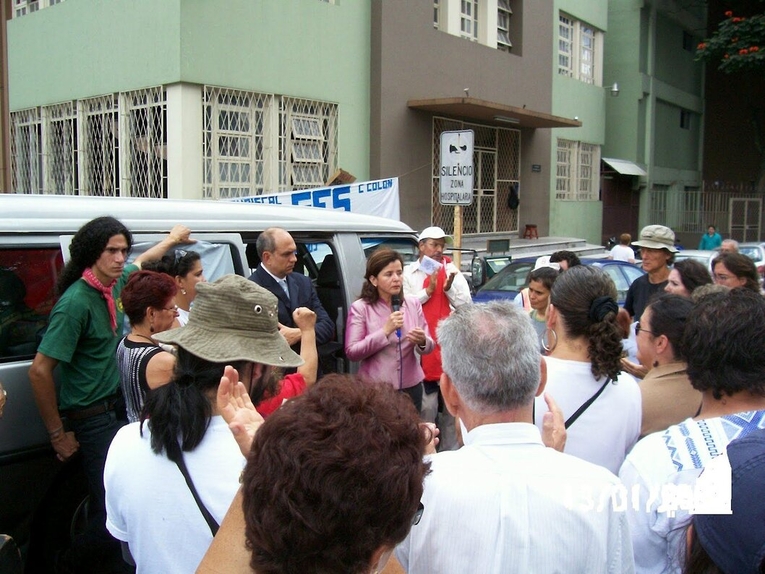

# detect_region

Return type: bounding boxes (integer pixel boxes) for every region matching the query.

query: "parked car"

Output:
[736,242,765,282]
[673,249,716,272]
[472,257,644,305]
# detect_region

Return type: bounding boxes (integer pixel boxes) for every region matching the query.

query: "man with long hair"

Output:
[28,216,191,570]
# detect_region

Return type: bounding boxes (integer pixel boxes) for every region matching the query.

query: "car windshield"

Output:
[739,246,763,261]
[480,261,534,291]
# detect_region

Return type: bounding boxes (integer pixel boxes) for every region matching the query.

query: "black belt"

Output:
[62,396,118,421]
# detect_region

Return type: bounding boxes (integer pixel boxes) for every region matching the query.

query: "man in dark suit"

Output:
[248,227,334,351]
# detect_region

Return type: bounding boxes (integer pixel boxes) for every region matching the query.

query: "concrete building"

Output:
[5,0,641,245]
[602,0,706,244]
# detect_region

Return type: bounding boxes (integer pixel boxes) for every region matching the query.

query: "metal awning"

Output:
[602,157,647,176]
[407,97,581,129]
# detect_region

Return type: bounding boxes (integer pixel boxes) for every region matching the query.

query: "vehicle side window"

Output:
[603,266,629,301]
[0,248,63,361]
[361,238,418,263]
[622,265,645,284]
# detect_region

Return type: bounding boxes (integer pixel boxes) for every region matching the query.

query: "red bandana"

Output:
[81,268,118,332]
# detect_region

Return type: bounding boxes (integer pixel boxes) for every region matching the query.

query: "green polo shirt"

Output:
[38,264,136,411]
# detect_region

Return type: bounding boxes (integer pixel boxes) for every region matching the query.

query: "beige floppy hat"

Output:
[154,274,303,368]
[631,225,678,253]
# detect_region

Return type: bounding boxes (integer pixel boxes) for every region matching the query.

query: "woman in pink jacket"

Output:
[345,248,434,411]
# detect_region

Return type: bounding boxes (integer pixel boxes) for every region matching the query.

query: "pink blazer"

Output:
[345,295,434,390]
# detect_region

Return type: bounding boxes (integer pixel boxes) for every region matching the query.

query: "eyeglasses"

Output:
[161,305,179,312]
[634,321,656,337]
[412,502,424,526]
[174,249,188,262]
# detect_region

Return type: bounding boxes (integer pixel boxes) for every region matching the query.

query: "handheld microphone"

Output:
[391,295,402,339]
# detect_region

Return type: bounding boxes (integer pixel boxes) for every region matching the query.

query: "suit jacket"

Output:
[248,265,334,347]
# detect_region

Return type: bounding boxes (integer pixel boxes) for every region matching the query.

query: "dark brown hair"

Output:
[359,248,404,304]
[241,375,430,574]
[550,265,623,379]
[712,251,760,292]
[673,259,712,294]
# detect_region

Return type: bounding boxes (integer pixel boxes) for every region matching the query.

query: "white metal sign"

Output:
[439,130,474,205]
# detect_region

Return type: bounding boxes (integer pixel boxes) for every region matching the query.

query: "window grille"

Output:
[558,15,573,77]
[123,87,167,198]
[434,0,440,28]
[579,25,594,84]
[203,87,272,199]
[44,102,78,194]
[280,97,337,191]
[460,0,478,41]
[13,0,62,17]
[10,108,42,193]
[497,0,512,51]
[556,139,600,201]
[80,95,119,197]
[431,117,519,235]
[558,13,600,84]
[203,87,337,199]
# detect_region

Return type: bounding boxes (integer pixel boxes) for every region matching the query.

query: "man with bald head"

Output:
[248,227,334,351]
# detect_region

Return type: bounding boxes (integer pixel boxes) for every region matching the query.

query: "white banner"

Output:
[230,177,400,220]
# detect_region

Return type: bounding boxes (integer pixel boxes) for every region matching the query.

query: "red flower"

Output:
[725,10,733,17]
[697,42,706,50]
[739,48,749,55]
[751,46,760,52]
[724,54,730,59]
[732,17,741,22]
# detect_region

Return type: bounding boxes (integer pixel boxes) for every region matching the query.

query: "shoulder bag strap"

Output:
[174,453,220,536]
[565,377,612,429]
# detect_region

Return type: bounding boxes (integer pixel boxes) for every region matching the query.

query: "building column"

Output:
[166,83,203,200]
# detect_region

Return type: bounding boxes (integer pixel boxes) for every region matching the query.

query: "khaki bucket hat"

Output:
[631,225,678,253]
[154,274,303,368]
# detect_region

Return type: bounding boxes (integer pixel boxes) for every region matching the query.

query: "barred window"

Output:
[556,139,600,201]
[203,87,337,199]
[45,102,78,195]
[10,87,166,198]
[558,13,601,85]
[10,108,42,193]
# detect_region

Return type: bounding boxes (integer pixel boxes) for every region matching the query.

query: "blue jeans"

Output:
[68,409,125,518]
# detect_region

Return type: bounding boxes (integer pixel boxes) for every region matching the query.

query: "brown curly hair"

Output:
[550,266,623,379]
[241,374,430,574]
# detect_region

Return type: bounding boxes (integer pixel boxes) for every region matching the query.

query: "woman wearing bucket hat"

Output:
[624,224,678,322]
[103,275,303,573]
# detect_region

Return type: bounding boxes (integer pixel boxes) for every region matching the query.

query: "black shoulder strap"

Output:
[565,377,612,429]
[174,453,220,536]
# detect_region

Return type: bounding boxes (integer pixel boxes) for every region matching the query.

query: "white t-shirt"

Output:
[619,411,765,574]
[105,416,245,574]
[396,423,634,574]
[534,356,641,474]
[610,244,635,262]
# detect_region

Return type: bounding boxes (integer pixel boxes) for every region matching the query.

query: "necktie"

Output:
[278,278,289,298]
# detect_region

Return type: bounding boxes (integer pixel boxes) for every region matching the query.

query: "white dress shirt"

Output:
[396,422,635,574]
[403,258,471,308]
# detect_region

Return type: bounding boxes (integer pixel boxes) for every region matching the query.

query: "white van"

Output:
[0,193,417,565]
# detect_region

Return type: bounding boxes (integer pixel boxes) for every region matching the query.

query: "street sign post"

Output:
[439,130,474,206]
[439,130,474,270]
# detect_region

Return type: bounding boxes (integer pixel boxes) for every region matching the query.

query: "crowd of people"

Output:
[20,215,765,574]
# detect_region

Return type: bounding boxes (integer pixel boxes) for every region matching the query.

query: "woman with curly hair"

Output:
[534,265,641,474]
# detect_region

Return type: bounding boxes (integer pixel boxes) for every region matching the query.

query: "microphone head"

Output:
[391,294,401,311]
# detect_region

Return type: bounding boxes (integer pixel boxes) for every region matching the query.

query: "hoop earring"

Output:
[541,327,557,353]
